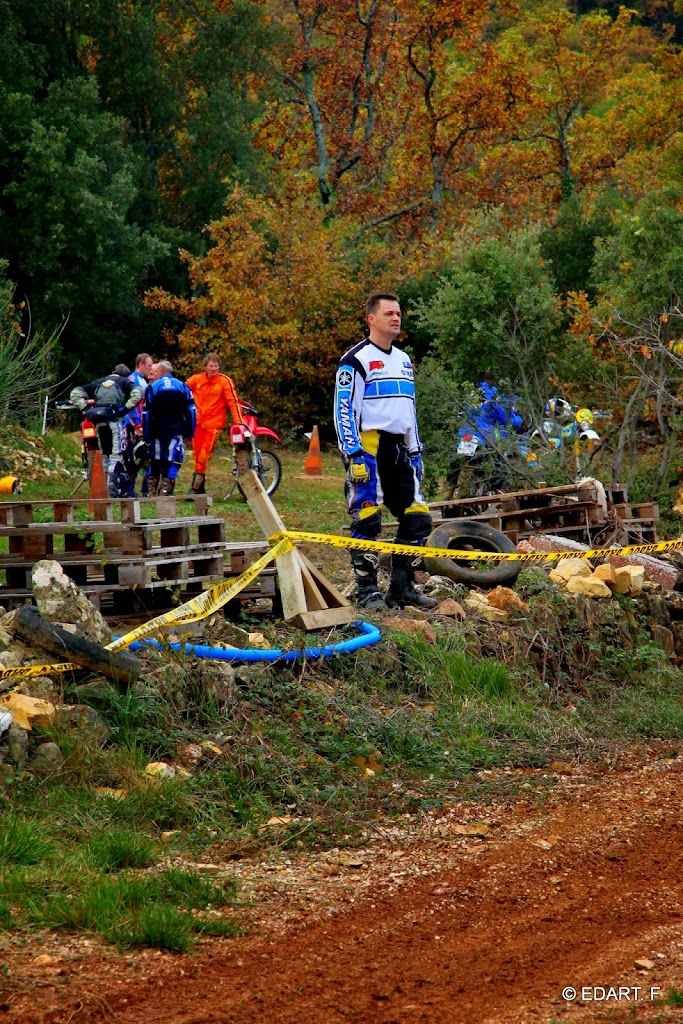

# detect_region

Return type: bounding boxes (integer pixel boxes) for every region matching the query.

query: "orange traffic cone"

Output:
[89,449,109,510]
[304,425,323,477]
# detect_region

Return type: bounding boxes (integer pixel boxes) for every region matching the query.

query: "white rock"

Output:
[31,560,112,644]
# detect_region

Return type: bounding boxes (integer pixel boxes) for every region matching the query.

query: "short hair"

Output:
[113,363,131,377]
[135,352,151,368]
[366,292,400,317]
[203,352,221,367]
[158,359,173,374]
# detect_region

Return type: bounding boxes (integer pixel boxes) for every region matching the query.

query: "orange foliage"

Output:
[145,187,365,428]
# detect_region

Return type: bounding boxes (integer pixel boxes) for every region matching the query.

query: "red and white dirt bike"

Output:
[225,401,282,499]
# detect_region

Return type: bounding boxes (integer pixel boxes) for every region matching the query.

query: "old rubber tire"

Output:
[424,519,520,589]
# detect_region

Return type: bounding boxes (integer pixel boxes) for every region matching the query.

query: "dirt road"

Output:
[4,752,683,1023]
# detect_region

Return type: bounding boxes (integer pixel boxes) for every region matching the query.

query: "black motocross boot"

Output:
[188,471,206,494]
[350,551,388,611]
[386,552,438,610]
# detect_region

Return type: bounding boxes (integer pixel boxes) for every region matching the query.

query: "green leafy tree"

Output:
[416,214,564,405]
[0,262,62,429]
[1,76,166,372]
[0,0,278,378]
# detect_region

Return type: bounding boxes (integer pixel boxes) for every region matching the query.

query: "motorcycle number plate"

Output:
[457,440,478,455]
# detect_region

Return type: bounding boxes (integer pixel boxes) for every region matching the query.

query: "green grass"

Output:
[0,816,54,864]
[4,427,683,951]
[86,829,158,871]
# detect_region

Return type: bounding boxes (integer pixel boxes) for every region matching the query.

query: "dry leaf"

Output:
[259,815,295,830]
[353,753,383,775]
[93,786,127,800]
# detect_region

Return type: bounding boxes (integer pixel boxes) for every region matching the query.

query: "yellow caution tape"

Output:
[0,537,295,679]
[2,523,680,682]
[0,662,79,680]
[107,537,295,652]
[270,529,683,564]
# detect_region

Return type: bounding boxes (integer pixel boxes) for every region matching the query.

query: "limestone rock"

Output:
[55,704,111,747]
[565,574,612,598]
[382,616,436,642]
[31,560,113,645]
[613,565,645,595]
[15,677,60,703]
[0,626,14,653]
[0,693,55,731]
[6,723,29,766]
[465,592,508,622]
[593,563,617,587]
[651,623,675,657]
[424,576,466,601]
[435,598,466,619]
[486,586,529,612]
[549,558,592,585]
[145,761,176,779]
[644,593,672,627]
[31,742,64,774]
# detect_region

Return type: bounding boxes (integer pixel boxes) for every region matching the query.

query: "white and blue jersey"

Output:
[334,339,422,458]
[125,369,149,432]
[333,337,430,545]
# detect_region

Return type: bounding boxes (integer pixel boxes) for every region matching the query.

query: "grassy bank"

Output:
[1,430,682,950]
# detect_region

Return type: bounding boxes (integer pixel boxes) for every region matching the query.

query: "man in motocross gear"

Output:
[142,360,196,496]
[333,292,435,611]
[186,352,245,495]
[70,365,142,498]
[120,353,153,497]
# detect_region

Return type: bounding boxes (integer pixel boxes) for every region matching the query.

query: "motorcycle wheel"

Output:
[423,519,520,589]
[255,448,282,496]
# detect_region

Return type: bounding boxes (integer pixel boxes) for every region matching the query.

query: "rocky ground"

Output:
[2,514,683,1022]
[2,747,683,1024]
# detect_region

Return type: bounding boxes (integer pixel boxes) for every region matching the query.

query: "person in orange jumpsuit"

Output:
[186,352,244,494]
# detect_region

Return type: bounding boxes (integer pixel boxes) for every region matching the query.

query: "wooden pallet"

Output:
[0,495,213,526]
[0,498,277,617]
[387,482,659,546]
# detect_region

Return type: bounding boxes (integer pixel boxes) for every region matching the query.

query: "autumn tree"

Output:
[145,187,365,429]
[258,0,400,208]
[486,6,683,216]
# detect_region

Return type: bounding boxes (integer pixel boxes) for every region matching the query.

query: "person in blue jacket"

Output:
[445,382,525,498]
[143,361,196,496]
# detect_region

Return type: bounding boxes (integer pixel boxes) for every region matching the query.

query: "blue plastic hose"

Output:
[123,620,381,663]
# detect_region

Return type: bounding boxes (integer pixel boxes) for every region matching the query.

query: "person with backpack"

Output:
[120,353,153,497]
[70,365,142,498]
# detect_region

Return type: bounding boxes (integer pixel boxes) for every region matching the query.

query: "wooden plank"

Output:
[630,503,659,521]
[237,469,309,619]
[53,502,76,523]
[237,468,352,627]
[295,606,356,631]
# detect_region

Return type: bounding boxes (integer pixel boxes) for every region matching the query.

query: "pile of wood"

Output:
[427,481,658,547]
[0,497,275,617]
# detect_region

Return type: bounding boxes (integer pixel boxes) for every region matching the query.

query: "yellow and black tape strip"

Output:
[271,529,683,564]
[107,537,295,652]
[0,662,79,681]
[0,538,295,679]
